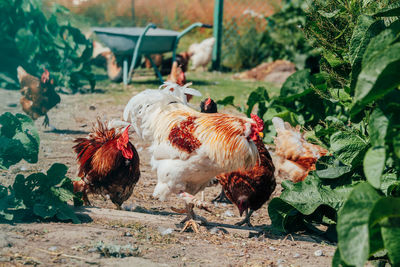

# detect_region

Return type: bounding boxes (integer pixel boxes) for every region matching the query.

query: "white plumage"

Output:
[188,37,215,71]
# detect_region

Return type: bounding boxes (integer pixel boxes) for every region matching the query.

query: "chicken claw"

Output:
[179,192,213,213]
[180,219,200,233]
[235,209,254,227]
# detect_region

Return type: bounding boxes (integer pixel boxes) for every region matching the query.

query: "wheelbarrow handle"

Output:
[201,24,213,28]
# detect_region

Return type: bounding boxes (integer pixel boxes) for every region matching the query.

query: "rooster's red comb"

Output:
[205,97,212,106]
[41,68,50,83]
[251,114,264,131]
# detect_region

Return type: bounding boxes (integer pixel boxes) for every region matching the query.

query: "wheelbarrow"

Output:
[92,22,212,85]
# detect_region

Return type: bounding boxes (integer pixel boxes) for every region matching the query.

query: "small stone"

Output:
[209,227,220,235]
[87,248,97,253]
[293,253,301,258]
[20,166,28,171]
[158,227,174,236]
[48,246,57,252]
[224,210,234,217]
[277,259,284,265]
[89,105,96,110]
[124,232,133,237]
[269,246,276,251]
[314,249,323,257]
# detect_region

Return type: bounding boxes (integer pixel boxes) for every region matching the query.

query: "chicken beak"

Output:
[258,132,264,138]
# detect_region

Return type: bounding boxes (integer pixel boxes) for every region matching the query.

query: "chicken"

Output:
[188,37,215,71]
[200,97,218,114]
[17,66,61,126]
[123,84,262,232]
[17,67,61,127]
[167,61,186,86]
[272,117,328,182]
[216,114,276,226]
[73,120,140,209]
[198,98,231,204]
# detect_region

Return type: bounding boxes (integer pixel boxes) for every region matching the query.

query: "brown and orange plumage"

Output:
[73,120,140,209]
[272,117,328,182]
[17,67,60,127]
[217,116,276,226]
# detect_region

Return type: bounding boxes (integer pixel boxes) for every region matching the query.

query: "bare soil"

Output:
[0,87,335,266]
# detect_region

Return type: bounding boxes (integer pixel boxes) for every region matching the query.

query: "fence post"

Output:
[212,0,223,70]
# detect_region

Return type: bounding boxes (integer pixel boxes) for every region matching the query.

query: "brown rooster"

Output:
[217,114,276,226]
[73,120,140,209]
[17,67,60,127]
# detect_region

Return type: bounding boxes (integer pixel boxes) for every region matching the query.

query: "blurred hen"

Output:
[17,67,60,127]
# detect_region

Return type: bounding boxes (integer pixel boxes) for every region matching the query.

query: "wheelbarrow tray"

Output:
[92,27,180,56]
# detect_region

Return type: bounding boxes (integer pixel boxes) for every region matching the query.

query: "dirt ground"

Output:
[0,86,335,266]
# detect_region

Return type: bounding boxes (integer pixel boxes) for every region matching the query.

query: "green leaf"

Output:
[369,197,400,265]
[330,131,368,166]
[246,87,269,117]
[278,174,354,214]
[337,183,381,267]
[268,198,302,232]
[351,42,400,116]
[316,165,352,179]
[279,69,312,101]
[374,1,400,17]
[363,147,385,189]
[216,96,235,106]
[349,16,385,91]
[368,108,388,147]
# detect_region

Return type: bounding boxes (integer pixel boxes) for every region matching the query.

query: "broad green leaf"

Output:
[279,69,312,101]
[316,165,352,179]
[216,96,235,106]
[369,197,400,265]
[46,163,68,185]
[363,147,385,189]
[374,1,400,17]
[278,174,353,214]
[268,198,303,232]
[393,133,400,159]
[351,43,400,116]
[368,108,388,147]
[337,183,381,267]
[380,173,399,196]
[330,131,368,166]
[349,16,385,91]
[246,87,269,117]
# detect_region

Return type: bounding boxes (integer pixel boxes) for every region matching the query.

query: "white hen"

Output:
[188,37,215,71]
[123,84,262,232]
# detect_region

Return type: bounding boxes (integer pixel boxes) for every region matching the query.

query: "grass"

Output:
[92,67,281,110]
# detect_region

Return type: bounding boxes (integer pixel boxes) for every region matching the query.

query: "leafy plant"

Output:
[0,0,95,92]
[0,112,40,169]
[222,0,319,71]
[1,163,80,223]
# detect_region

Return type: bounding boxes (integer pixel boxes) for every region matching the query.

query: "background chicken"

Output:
[216,114,276,226]
[73,120,140,209]
[17,67,61,127]
[188,37,215,71]
[272,117,328,182]
[123,85,262,232]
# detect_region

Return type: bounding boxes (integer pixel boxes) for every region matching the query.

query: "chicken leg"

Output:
[43,114,50,127]
[212,189,232,204]
[177,192,212,233]
[235,209,254,227]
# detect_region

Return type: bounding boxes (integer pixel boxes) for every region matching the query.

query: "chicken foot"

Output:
[212,189,232,204]
[179,203,209,233]
[235,209,254,227]
[42,114,50,127]
[178,192,212,213]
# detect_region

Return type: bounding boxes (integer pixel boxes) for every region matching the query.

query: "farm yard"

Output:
[1,0,400,266]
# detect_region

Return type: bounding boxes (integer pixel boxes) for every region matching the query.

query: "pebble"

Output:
[20,166,27,171]
[269,246,276,251]
[293,253,301,258]
[224,210,234,217]
[158,227,174,236]
[277,259,284,264]
[48,246,58,252]
[124,232,133,237]
[209,227,220,235]
[87,248,97,253]
[314,249,323,257]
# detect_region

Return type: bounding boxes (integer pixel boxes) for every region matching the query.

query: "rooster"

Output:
[17,67,61,127]
[123,84,262,232]
[216,114,276,226]
[188,37,215,71]
[272,117,328,182]
[73,120,140,209]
